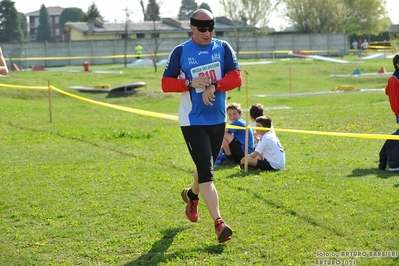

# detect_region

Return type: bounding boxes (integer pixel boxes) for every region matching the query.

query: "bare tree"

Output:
[219,0,276,54]
[123,5,132,67]
[219,0,276,27]
[142,0,163,72]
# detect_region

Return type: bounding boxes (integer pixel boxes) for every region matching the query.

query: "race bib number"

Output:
[190,62,221,93]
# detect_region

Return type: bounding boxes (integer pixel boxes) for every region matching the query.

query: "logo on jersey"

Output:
[198,51,209,56]
[212,53,221,62]
[188,57,198,65]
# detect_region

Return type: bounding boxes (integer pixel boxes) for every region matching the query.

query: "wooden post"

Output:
[244,70,249,172]
[289,65,292,97]
[48,80,52,123]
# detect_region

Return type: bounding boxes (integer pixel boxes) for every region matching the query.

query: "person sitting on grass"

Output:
[240,115,285,171]
[249,103,264,127]
[221,103,254,164]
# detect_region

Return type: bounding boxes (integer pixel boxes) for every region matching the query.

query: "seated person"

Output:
[379,128,399,171]
[240,115,285,171]
[249,103,265,146]
[249,103,264,127]
[221,103,254,164]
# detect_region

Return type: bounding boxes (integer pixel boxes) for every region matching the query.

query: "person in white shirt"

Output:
[240,115,285,171]
[361,39,369,50]
[351,40,358,49]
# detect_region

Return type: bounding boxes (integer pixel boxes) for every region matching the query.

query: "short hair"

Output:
[191,9,213,20]
[393,54,399,70]
[249,103,264,119]
[226,103,242,114]
[255,115,272,128]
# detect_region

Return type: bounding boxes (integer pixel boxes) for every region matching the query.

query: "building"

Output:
[64,17,258,41]
[25,6,64,41]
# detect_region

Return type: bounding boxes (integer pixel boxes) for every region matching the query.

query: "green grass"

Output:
[0,57,398,265]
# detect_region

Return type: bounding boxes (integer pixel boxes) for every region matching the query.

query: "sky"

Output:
[14,0,399,29]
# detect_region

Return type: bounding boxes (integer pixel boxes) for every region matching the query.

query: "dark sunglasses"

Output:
[195,26,215,33]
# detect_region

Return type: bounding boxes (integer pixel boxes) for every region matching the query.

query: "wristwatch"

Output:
[210,80,217,87]
[185,78,193,88]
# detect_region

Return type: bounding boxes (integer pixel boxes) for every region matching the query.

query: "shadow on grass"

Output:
[123,227,225,266]
[105,90,138,98]
[215,164,261,179]
[347,167,398,179]
[234,186,345,237]
[123,227,184,266]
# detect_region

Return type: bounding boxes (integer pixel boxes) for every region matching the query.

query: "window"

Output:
[217,31,224,37]
[55,29,60,36]
[34,17,39,27]
[55,16,59,24]
[136,33,145,39]
[150,33,159,38]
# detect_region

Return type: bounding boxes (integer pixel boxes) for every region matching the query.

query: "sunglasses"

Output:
[195,26,215,33]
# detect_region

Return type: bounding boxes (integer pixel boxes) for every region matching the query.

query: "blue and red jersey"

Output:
[162,37,241,126]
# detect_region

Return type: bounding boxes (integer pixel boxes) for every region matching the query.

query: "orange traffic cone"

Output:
[378,67,387,74]
[11,64,21,71]
[31,65,46,71]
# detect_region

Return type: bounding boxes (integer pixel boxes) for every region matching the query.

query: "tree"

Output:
[139,0,146,20]
[198,2,212,13]
[178,0,198,20]
[342,0,390,36]
[59,8,84,30]
[0,0,24,42]
[144,0,160,21]
[219,0,276,27]
[82,2,103,22]
[36,4,53,41]
[281,0,347,33]
[219,0,275,55]
[281,0,390,35]
[144,0,164,72]
[18,12,28,41]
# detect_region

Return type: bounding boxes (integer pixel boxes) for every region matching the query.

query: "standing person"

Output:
[360,39,369,57]
[221,103,254,165]
[385,54,399,124]
[240,116,285,171]
[161,9,241,243]
[0,47,9,76]
[378,128,399,172]
[351,40,358,50]
[135,44,143,59]
[361,39,369,50]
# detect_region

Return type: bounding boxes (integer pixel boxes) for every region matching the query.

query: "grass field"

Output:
[0,55,398,265]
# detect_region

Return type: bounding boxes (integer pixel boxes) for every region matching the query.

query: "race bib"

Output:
[190,62,221,93]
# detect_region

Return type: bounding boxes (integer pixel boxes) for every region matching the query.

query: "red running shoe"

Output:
[181,188,199,222]
[214,218,233,243]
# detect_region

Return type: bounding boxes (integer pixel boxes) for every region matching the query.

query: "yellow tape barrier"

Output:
[228,125,399,140]
[1,82,399,140]
[50,86,179,122]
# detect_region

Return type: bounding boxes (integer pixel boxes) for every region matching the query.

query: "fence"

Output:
[2,33,349,68]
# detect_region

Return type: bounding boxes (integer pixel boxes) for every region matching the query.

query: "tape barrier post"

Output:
[289,65,292,97]
[244,70,249,172]
[48,80,52,123]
